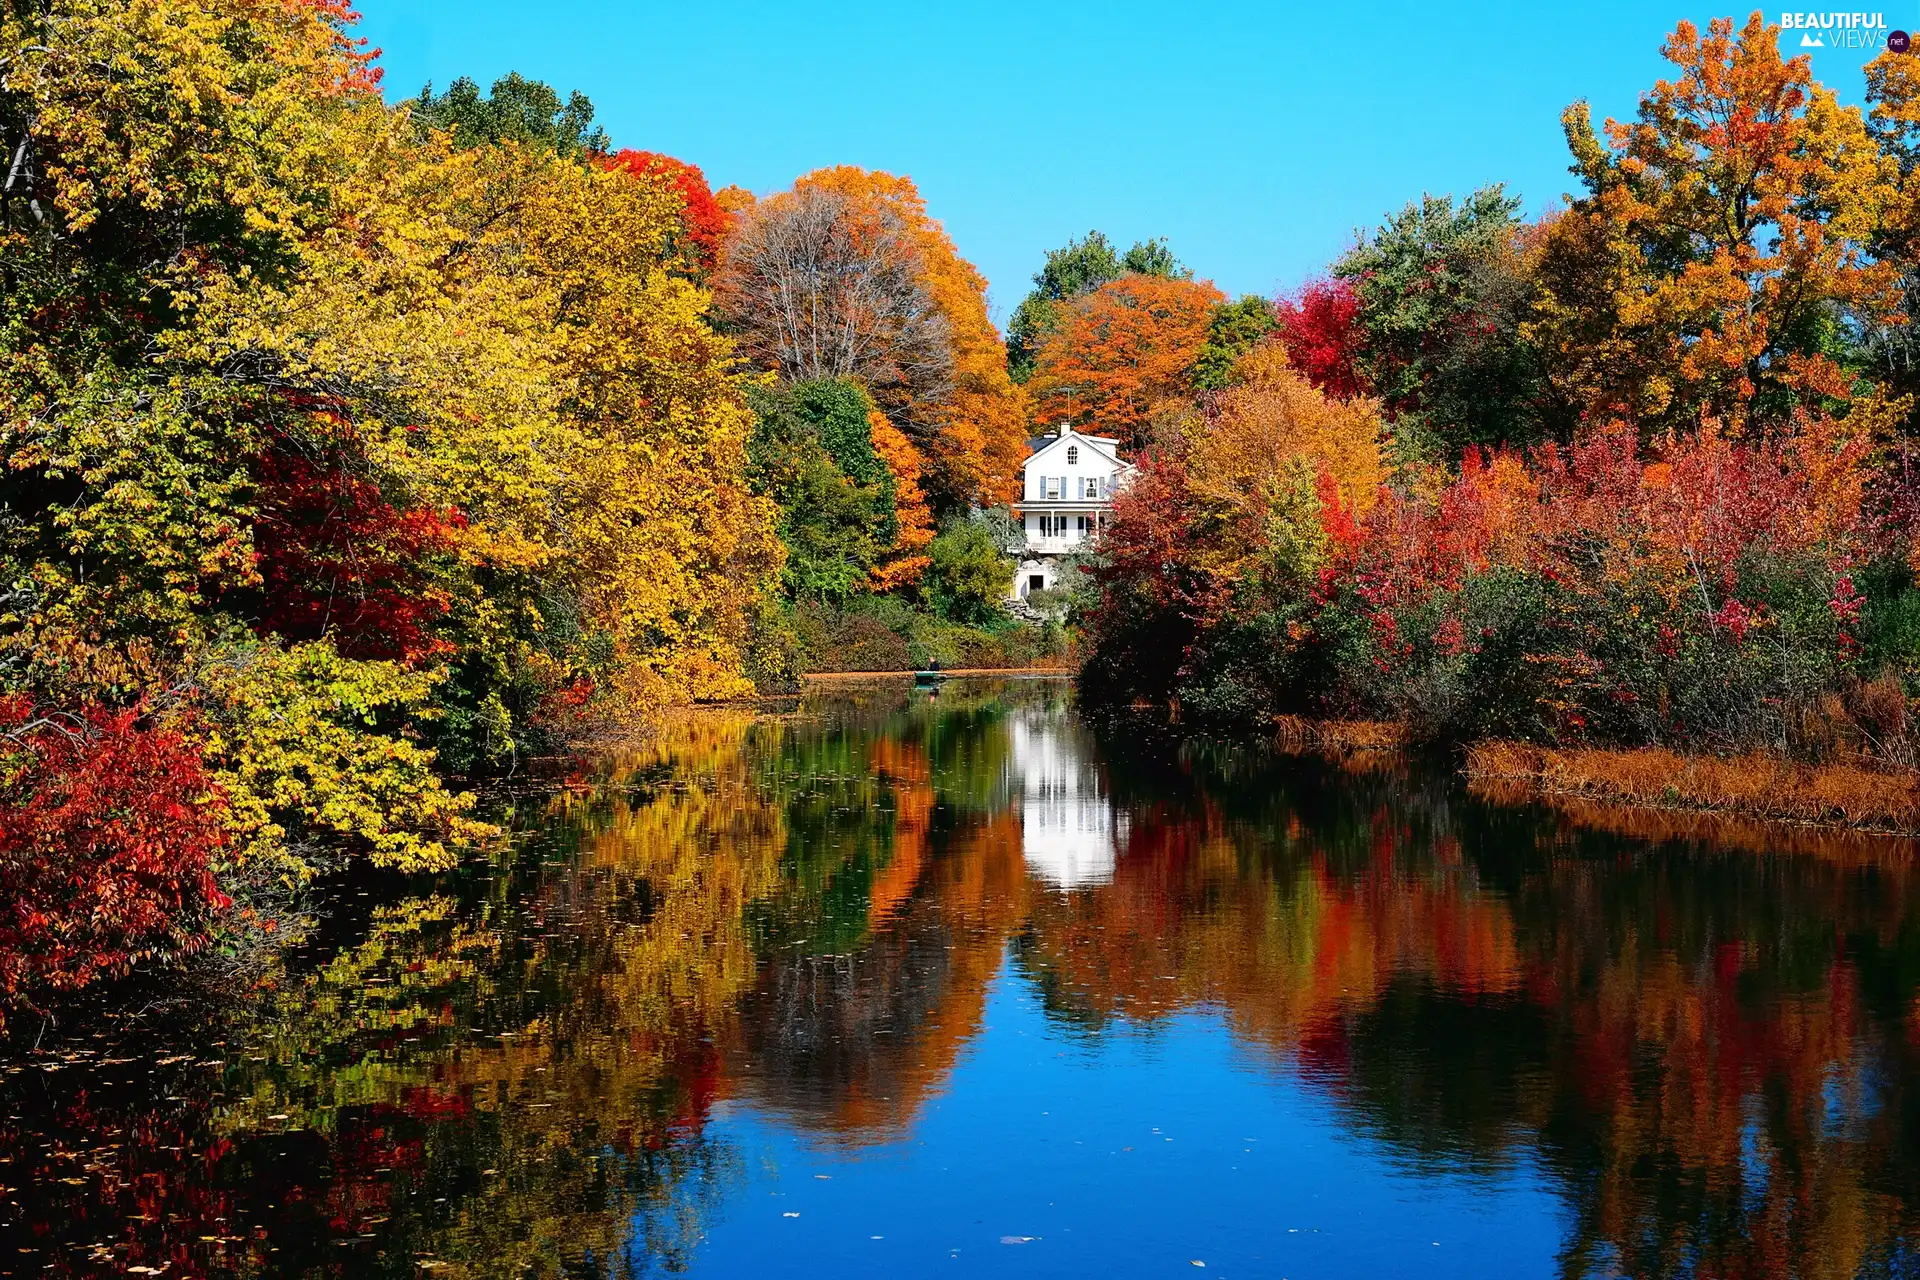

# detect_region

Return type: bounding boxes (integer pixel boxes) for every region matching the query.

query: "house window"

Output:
[1045,476,1061,499]
[1066,445,1079,464]
[1028,574,1046,593]
[1076,515,1090,537]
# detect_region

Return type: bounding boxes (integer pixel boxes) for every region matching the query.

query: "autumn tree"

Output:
[794,167,1030,508]
[717,168,1027,512]
[1005,231,1189,382]
[1029,274,1224,450]
[714,186,954,442]
[604,149,729,275]
[1532,13,1902,436]
[1274,277,1368,401]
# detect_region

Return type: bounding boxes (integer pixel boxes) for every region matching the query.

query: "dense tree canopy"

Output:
[1080,13,1920,779]
[1005,231,1191,382]
[1029,273,1225,449]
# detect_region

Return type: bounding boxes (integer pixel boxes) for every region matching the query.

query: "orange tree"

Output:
[1532,13,1901,436]
[1029,274,1225,451]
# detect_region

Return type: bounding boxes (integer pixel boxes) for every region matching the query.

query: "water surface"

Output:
[5,677,1919,1277]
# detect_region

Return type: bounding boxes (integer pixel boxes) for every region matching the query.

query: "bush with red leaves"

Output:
[0,697,234,1013]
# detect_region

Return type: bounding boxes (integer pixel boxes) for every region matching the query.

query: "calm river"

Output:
[5,677,1920,1277]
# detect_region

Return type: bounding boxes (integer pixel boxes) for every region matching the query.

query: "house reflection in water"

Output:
[1009,708,1125,889]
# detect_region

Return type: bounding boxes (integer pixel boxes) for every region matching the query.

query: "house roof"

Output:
[1023,427,1128,468]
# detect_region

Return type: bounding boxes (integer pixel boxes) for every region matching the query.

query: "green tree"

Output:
[923,515,1014,624]
[1334,186,1553,462]
[1190,296,1280,391]
[411,73,609,156]
[747,379,897,604]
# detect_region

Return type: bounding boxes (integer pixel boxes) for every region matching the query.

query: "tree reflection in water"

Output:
[4,677,1920,1277]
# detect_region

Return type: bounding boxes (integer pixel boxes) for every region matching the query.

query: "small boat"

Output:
[912,668,950,686]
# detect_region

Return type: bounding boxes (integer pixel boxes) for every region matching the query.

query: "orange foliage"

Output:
[866,405,935,590]
[1538,14,1901,429]
[794,167,1029,504]
[1030,274,1224,450]
[1186,341,1387,521]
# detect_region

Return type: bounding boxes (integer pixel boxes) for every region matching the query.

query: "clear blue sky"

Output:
[355,2,1915,322]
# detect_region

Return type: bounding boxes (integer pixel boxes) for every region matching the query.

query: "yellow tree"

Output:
[1531,13,1901,434]
[1182,342,1386,589]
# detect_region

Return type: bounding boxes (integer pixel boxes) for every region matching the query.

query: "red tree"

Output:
[604,149,729,273]
[1274,278,1367,401]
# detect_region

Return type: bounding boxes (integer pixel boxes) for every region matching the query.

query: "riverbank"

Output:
[803,667,1073,679]
[1462,741,1920,836]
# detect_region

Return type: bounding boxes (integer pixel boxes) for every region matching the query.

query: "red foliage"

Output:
[250,435,460,664]
[604,149,730,273]
[0,698,232,1009]
[1093,450,1219,617]
[1275,278,1367,400]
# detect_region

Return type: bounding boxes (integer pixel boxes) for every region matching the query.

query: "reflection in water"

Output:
[1011,705,1125,889]
[4,678,1920,1277]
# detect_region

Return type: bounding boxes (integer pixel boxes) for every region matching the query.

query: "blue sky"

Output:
[355,2,1915,321]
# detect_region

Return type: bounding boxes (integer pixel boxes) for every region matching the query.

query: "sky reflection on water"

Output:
[4,676,1919,1278]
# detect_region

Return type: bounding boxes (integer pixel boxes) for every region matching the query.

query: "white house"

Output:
[1010,426,1132,599]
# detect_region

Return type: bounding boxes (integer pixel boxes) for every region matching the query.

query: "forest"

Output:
[1,1,1917,1012]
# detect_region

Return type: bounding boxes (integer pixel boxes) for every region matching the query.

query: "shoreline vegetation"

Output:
[1073,15,1920,838]
[1464,740,1920,835]
[1268,709,1920,837]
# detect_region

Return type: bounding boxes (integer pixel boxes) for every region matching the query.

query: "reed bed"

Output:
[1465,741,1920,835]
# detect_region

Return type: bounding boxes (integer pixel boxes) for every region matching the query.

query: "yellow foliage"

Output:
[193,643,493,874]
[1192,342,1387,517]
[181,110,783,713]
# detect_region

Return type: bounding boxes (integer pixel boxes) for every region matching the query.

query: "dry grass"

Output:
[1469,775,1918,863]
[1271,716,1407,754]
[1465,741,1920,835]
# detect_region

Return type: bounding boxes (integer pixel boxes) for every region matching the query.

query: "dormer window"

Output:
[1066,446,1079,465]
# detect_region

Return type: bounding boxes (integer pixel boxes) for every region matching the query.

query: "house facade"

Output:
[1009,427,1132,599]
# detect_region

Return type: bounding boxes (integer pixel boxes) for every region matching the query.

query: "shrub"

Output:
[0,698,234,1014]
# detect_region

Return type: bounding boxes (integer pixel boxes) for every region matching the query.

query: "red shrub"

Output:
[0,698,233,1011]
